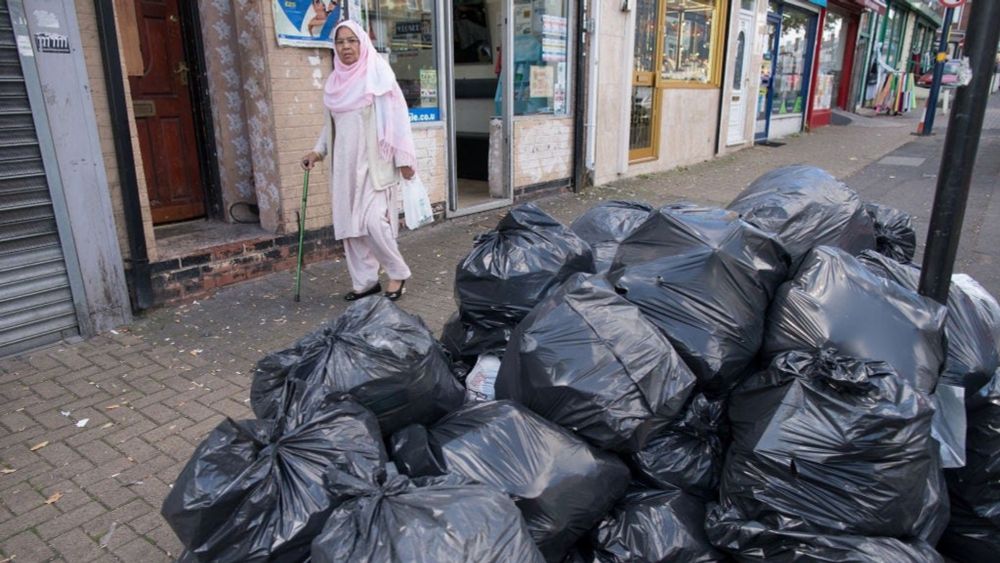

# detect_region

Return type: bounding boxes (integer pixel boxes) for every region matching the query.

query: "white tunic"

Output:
[313,104,413,240]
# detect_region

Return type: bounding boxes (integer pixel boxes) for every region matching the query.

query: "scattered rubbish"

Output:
[75,419,89,428]
[1,468,16,475]
[60,411,70,417]
[98,522,117,548]
[29,441,48,452]
[100,423,113,430]
[463,354,500,403]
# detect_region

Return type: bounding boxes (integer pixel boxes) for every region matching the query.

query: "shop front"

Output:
[591,0,730,185]
[755,0,821,141]
[66,0,581,306]
[807,0,867,128]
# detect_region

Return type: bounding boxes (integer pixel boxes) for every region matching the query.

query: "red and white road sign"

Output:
[939,0,966,8]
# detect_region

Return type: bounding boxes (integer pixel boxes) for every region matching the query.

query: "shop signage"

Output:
[395,21,422,35]
[938,0,965,8]
[807,0,828,7]
[409,107,440,123]
[272,0,342,48]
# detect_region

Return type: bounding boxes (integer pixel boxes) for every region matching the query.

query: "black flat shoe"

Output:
[344,282,381,301]
[384,280,406,301]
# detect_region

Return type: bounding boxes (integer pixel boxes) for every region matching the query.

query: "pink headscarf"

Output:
[324,20,416,168]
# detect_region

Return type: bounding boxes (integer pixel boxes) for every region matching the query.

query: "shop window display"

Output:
[509,0,571,116]
[365,0,441,122]
[661,0,721,84]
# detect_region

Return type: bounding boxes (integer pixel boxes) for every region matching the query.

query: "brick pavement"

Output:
[0,110,952,561]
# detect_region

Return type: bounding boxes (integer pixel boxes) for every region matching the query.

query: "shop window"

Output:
[772,6,812,117]
[512,0,571,116]
[366,1,441,123]
[814,11,846,112]
[661,0,726,86]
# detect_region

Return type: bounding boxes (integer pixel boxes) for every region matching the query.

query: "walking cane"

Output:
[293,169,310,302]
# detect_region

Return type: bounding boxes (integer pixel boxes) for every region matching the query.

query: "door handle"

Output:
[174,61,190,85]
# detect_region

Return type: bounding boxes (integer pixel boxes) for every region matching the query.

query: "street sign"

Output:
[939,0,966,8]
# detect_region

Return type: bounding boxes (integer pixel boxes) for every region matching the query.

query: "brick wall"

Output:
[513,116,574,187]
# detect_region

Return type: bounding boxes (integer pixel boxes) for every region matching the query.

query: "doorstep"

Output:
[147,225,342,306]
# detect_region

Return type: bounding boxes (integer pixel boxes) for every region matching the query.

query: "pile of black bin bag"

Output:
[160,169,1000,563]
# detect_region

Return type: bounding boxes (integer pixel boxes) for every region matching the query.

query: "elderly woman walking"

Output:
[302,20,415,301]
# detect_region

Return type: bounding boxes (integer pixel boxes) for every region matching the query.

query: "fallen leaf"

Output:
[100,422,113,429]
[0,555,15,563]
[104,404,121,410]
[29,441,49,451]
[44,492,63,504]
[1,468,16,475]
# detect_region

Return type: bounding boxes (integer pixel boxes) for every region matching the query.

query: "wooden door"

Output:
[130,0,206,224]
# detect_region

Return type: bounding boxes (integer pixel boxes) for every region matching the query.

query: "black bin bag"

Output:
[706,502,943,563]
[162,383,387,563]
[858,250,1000,394]
[495,274,697,452]
[312,464,545,563]
[570,200,654,273]
[250,296,464,435]
[390,400,630,562]
[726,165,875,269]
[608,203,789,397]
[446,203,595,361]
[764,246,946,395]
[939,369,1000,562]
[864,202,917,264]
[715,349,941,542]
[628,393,726,499]
[588,487,725,563]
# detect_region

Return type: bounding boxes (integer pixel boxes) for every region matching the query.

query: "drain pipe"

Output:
[584,0,600,177]
[571,0,589,192]
[93,0,153,310]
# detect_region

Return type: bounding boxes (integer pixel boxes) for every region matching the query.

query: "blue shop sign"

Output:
[409,107,440,123]
[808,0,827,6]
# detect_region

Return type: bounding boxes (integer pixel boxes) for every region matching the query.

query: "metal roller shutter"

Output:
[0,4,79,356]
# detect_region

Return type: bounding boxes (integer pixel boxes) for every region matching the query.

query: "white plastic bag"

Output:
[402,174,434,230]
[465,354,501,403]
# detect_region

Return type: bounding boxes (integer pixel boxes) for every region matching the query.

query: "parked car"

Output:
[917,60,961,87]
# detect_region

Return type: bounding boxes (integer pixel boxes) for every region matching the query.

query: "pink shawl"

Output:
[324,20,416,168]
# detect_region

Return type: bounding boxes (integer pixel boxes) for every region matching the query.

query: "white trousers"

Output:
[342,192,411,293]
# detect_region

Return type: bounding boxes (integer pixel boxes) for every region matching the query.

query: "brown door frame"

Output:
[129,0,219,225]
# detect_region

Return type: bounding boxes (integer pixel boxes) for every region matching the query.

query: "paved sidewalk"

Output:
[0,106,977,562]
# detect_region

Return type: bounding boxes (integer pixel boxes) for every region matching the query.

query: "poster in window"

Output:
[529,65,555,98]
[272,0,343,48]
